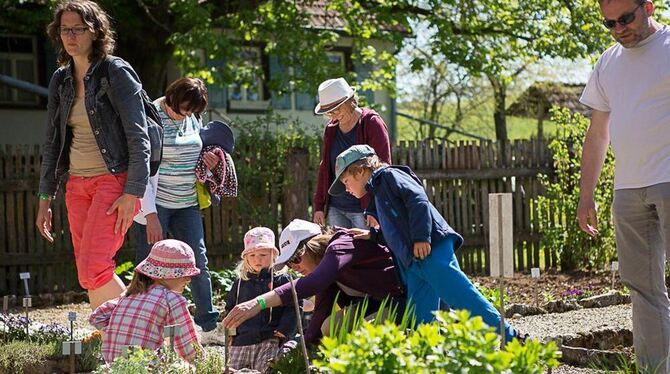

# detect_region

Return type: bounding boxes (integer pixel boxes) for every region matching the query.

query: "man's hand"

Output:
[36,200,54,243]
[577,196,599,237]
[107,193,138,234]
[413,241,431,260]
[366,215,379,228]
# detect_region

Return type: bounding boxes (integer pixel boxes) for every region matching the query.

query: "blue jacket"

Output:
[225,269,297,346]
[365,166,463,268]
[39,56,150,198]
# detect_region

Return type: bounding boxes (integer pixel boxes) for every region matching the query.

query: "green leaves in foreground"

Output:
[315,309,559,374]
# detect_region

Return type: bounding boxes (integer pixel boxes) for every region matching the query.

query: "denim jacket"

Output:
[365,165,464,268]
[39,56,150,198]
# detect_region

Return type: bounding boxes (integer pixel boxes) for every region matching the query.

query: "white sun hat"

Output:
[314,78,356,115]
[276,219,322,266]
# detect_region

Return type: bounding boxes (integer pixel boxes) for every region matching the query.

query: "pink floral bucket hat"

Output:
[242,227,279,257]
[136,239,201,279]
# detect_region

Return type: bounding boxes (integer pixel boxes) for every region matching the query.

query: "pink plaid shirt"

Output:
[90,284,201,363]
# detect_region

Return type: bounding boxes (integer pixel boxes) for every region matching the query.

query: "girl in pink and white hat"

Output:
[225,227,297,372]
[89,239,203,363]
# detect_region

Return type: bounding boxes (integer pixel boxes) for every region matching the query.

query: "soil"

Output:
[472,269,621,306]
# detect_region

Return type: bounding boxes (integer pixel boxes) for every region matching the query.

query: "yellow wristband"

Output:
[256,297,267,310]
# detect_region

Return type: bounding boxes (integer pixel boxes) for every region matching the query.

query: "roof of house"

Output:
[301,1,408,33]
[506,82,591,119]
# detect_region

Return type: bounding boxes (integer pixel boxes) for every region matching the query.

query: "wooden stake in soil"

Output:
[489,193,514,349]
[22,296,31,336]
[531,268,540,307]
[611,261,619,290]
[63,311,82,374]
[2,295,8,314]
[287,272,310,373]
[163,324,179,352]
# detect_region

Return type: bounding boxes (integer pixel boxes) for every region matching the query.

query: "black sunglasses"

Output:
[286,241,308,266]
[602,3,644,29]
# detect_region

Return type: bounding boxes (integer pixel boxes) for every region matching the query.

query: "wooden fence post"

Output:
[282,147,310,225]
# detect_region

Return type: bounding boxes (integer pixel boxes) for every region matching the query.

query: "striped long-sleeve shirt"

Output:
[89,284,201,363]
[154,99,202,209]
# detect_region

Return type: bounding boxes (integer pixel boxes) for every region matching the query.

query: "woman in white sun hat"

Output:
[312,78,392,229]
[222,219,404,347]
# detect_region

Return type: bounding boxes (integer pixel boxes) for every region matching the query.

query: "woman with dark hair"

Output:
[223,219,405,347]
[312,78,392,229]
[132,77,223,344]
[36,0,150,310]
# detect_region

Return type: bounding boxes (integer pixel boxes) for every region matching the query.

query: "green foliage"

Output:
[115,261,135,283]
[0,339,58,373]
[228,112,321,228]
[269,344,310,374]
[94,346,226,373]
[475,282,510,310]
[315,310,560,373]
[536,107,616,270]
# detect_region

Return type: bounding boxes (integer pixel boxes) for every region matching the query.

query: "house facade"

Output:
[0,7,398,145]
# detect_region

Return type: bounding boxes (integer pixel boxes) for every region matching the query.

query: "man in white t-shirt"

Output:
[578,0,670,371]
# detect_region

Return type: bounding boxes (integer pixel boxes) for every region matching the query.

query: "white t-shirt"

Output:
[580,25,670,190]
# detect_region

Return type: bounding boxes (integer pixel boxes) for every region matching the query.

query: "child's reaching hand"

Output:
[347,228,370,240]
[413,242,431,260]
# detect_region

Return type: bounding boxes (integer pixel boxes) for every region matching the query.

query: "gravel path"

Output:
[510,304,632,342]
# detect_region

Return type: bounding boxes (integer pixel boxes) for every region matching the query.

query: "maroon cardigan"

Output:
[273,230,404,346]
[313,108,392,213]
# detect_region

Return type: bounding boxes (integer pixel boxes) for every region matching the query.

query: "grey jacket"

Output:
[39,56,150,198]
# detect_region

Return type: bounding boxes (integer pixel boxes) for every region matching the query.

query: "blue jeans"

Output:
[134,204,220,331]
[397,237,516,341]
[327,206,367,229]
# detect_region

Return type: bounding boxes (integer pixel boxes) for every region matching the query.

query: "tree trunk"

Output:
[488,76,508,142]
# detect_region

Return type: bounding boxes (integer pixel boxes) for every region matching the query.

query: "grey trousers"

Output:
[614,182,670,373]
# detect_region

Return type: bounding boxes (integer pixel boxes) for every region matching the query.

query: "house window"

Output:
[0,35,39,106]
[228,47,269,111]
[326,51,346,71]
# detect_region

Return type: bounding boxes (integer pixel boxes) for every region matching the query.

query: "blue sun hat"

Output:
[200,120,235,154]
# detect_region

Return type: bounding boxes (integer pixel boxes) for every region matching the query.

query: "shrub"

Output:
[536,107,616,271]
[0,340,57,373]
[315,310,560,373]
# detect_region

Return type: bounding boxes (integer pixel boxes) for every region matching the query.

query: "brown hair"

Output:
[344,155,387,177]
[46,0,116,66]
[125,272,154,297]
[299,227,337,264]
[164,78,209,117]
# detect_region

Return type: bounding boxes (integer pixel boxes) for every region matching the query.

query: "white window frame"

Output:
[0,35,39,106]
[228,46,270,111]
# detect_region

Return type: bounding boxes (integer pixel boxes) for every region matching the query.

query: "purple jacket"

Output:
[274,230,404,345]
[313,108,392,212]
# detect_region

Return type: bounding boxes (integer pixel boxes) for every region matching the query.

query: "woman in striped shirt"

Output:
[133,77,224,345]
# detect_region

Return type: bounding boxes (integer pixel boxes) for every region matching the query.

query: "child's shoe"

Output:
[199,326,227,345]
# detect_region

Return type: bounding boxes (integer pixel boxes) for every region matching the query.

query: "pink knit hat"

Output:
[242,227,279,257]
[136,239,201,279]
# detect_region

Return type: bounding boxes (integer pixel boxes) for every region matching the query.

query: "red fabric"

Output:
[65,173,139,290]
[89,284,201,363]
[313,108,392,212]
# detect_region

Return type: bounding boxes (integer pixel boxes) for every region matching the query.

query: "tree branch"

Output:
[136,0,170,33]
[451,23,536,42]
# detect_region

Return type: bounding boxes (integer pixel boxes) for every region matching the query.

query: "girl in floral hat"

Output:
[225,227,297,372]
[90,239,203,363]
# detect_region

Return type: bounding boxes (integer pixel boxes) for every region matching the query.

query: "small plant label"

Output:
[68,312,77,321]
[611,261,619,271]
[22,297,31,308]
[19,272,31,297]
[531,268,540,278]
[62,340,82,355]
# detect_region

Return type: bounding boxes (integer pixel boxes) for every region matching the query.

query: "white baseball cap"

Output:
[276,219,322,266]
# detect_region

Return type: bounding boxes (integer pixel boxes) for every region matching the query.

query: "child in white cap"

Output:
[225,227,297,372]
[89,239,203,363]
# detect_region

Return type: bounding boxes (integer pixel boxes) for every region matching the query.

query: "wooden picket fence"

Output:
[0,139,556,295]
